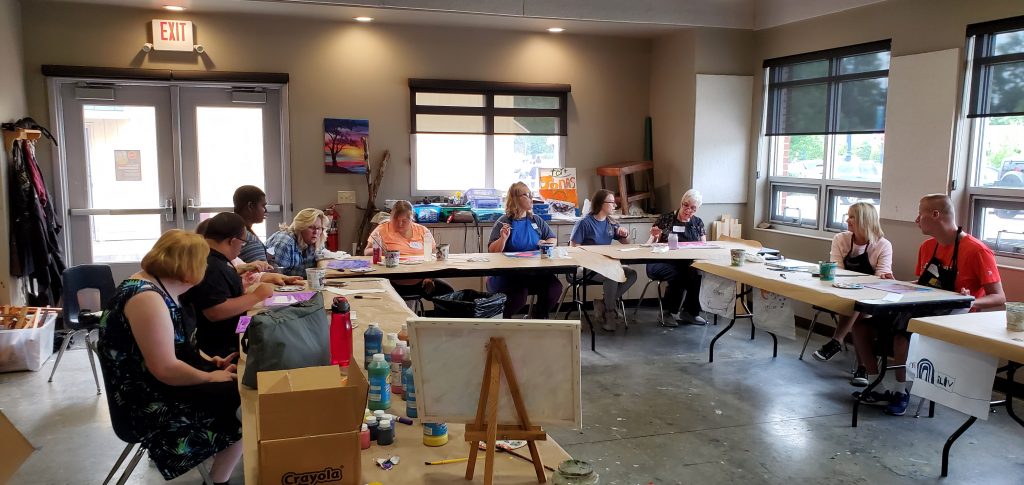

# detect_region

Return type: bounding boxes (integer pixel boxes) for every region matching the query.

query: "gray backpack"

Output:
[240,292,330,388]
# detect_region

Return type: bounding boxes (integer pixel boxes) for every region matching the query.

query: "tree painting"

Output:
[323,118,369,174]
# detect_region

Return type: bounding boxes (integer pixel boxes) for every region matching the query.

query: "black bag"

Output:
[240,292,330,388]
[432,290,506,319]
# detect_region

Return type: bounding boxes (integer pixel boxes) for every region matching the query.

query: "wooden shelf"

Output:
[3,128,42,152]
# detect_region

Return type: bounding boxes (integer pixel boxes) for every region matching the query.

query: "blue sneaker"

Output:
[852,390,892,406]
[884,391,911,416]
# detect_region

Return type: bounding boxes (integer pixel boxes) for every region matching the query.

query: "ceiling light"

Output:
[163,5,185,11]
[547,27,565,33]
[354,16,374,22]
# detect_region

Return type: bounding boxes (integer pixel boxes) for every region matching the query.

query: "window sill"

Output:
[752,226,835,243]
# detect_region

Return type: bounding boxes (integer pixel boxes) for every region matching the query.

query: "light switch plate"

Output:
[337,190,356,204]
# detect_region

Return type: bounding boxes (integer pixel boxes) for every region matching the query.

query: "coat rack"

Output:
[3,128,42,153]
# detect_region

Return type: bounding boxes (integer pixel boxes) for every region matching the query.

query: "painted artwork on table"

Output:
[323,118,369,174]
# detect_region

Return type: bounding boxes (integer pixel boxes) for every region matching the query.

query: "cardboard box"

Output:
[257,366,368,485]
[0,410,35,483]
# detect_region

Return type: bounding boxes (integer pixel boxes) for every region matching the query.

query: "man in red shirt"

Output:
[852,194,1005,416]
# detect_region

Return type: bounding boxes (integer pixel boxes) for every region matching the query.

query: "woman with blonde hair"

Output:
[266,208,330,276]
[97,229,243,483]
[813,202,893,379]
[487,181,563,319]
[364,200,454,300]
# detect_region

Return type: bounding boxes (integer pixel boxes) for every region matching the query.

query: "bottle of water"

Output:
[423,230,435,260]
[667,232,679,250]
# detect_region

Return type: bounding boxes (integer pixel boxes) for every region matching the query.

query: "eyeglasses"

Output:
[603,200,616,205]
[232,237,248,247]
[681,203,698,211]
[517,193,533,199]
[307,226,324,233]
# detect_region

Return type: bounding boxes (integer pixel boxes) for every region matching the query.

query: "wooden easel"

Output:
[464,337,547,484]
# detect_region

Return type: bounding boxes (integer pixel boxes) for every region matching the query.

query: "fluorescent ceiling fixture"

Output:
[354,16,374,22]
[163,5,185,11]
[547,27,565,33]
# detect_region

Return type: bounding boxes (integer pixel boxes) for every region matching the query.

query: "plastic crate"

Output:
[412,204,440,223]
[472,208,504,222]
[439,205,470,221]
[466,188,503,209]
[532,203,550,215]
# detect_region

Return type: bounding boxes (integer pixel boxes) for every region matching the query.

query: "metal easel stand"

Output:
[940,362,1024,477]
[708,284,778,363]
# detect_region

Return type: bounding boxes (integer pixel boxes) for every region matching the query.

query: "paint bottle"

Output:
[368,353,391,411]
[365,415,380,441]
[423,422,449,447]
[363,323,384,370]
[373,410,385,421]
[377,419,395,446]
[405,365,417,418]
[397,323,410,346]
[382,332,399,363]
[359,423,371,450]
[667,232,679,250]
[401,351,413,402]
[390,341,409,395]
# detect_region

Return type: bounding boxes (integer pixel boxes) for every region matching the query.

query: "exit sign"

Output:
[151,19,194,51]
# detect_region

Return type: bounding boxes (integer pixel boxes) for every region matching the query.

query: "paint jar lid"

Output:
[361,423,368,431]
[373,410,385,418]
[373,353,385,361]
[556,460,594,477]
[365,416,378,425]
[397,341,408,348]
[379,419,392,429]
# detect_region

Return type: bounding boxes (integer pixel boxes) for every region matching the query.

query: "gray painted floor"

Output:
[2,310,1022,484]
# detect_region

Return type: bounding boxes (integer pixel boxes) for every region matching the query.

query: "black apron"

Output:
[916,227,962,292]
[843,238,875,276]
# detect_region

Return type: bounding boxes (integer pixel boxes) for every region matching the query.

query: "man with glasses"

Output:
[645,189,708,326]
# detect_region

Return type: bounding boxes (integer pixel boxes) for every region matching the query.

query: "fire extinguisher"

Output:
[325,203,340,251]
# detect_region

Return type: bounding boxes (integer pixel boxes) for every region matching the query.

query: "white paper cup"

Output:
[1007,302,1024,332]
[306,268,327,290]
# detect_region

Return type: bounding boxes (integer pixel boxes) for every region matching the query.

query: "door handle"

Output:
[163,198,175,222]
[186,198,199,221]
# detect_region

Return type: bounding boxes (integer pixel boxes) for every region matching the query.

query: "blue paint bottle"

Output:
[363,323,383,369]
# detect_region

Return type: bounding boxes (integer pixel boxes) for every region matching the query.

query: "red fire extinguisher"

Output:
[325,203,340,251]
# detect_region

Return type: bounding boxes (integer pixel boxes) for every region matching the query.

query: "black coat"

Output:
[8,140,65,306]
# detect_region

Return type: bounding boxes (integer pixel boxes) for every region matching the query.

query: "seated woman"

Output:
[185,213,300,357]
[266,208,330,277]
[570,189,638,331]
[487,181,563,319]
[813,202,893,373]
[363,200,454,300]
[97,229,243,483]
[646,189,707,327]
[233,185,272,263]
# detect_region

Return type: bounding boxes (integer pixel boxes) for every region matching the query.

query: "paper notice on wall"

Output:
[698,271,735,319]
[539,168,578,218]
[114,150,142,181]
[752,289,796,340]
[907,334,998,420]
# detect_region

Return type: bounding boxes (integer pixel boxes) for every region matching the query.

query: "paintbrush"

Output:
[477,442,556,472]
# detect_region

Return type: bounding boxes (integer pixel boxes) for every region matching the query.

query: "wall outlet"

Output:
[337,190,357,204]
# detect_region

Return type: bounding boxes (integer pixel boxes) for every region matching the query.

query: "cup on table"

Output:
[730,249,746,266]
[385,250,401,268]
[818,261,838,282]
[539,242,555,259]
[306,268,327,290]
[1007,302,1024,332]
[436,243,450,261]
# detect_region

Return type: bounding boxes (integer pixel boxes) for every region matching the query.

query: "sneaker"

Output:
[850,367,869,387]
[602,310,618,332]
[813,339,843,361]
[884,391,911,416]
[661,313,681,327]
[851,389,892,406]
[690,313,708,326]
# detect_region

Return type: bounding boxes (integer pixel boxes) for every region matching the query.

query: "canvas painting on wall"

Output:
[323,118,369,174]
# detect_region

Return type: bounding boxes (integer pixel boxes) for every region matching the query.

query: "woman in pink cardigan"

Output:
[812,202,893,384]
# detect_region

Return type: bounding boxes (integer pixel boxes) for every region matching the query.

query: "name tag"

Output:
[410,242,423,249]
[672,225,686,233]
[925,263,939,277]
[532,223,539,231]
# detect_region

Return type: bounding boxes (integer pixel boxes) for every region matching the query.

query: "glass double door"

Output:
[55,80,287,281]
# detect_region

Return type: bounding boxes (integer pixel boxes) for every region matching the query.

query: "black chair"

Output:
[49,265,117,394]
[559,271,629,329]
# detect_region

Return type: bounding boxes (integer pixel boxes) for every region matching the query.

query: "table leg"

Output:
[708,318,736,363]
[581,272,596,352]
[853,354,888,428]
[941,415,978,477]
[1004,362,1024,427]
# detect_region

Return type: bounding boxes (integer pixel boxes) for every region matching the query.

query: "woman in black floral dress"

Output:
[98,229,242,483]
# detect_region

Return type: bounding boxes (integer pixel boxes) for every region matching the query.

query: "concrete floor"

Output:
[2,309,1023,484]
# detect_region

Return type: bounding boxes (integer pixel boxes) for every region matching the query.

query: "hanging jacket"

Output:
[8,139,65,306]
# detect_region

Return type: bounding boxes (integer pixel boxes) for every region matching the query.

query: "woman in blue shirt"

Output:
[570,189,638,331]
[266,208,328,277]
[487,182,563,319]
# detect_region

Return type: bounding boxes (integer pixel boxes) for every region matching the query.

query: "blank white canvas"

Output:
[694,74,753,204]
[879,48,961,222]
[407,318,582,428]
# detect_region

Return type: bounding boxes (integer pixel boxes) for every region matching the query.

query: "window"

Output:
[409,79,569,195]
[763,40,890,231]
[965,15,1024,258]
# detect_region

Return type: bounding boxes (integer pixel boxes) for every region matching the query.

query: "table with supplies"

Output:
[238,278,572,485]
[907,311,1024,477]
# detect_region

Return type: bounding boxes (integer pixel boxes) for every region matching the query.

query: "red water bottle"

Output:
[330,296,353,367]
[372,241,382,265]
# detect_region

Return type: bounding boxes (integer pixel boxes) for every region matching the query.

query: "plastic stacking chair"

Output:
[49,264,116,395]
[633,279,668,326]
[401,294,425,316]
[799,306,841,360]
[560,271,629,329]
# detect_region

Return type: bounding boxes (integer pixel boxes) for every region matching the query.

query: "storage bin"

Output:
[0,314,56,372]
[472,208,504,222]
[413,204,440,223]
[466,188,502,209]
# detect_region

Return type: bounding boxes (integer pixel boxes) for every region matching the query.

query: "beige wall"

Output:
[0,0,26,305]
[20,1,651,251]
[747,0,1024,297]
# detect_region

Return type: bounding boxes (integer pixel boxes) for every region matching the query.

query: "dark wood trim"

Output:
[409,78,570,94]
[42,65,288,84]
[967,15,1024,38]
[763,39,892,69]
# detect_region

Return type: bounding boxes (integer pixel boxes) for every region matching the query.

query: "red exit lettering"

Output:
[159,21,187,42]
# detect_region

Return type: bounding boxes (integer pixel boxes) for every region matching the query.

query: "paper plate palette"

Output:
[832,282,864,289]
[349,267,375,273]
[276,285,306,292]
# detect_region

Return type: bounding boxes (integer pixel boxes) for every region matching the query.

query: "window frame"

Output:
[768,182,820,228]
[762,40,891,234]
[963,15,1024,259]
[825,188,882,232]
[409,79,570,196]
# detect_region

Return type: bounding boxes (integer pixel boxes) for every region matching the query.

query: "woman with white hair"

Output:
[266,208,330,277]
[645,189,707,326]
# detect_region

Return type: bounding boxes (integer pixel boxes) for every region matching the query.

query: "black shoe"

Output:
[852,389,892,406]
[850,367,869,387]
[812,339,842,361]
